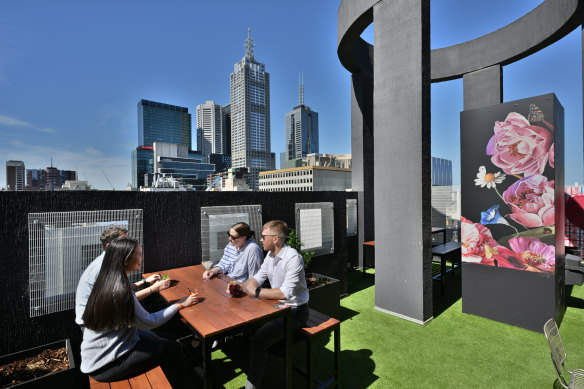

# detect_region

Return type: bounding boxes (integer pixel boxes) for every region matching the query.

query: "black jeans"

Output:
[246,304,309,389]
[90,330,186,389]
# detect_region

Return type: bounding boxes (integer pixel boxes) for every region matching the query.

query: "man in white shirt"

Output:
[233,220,309,389]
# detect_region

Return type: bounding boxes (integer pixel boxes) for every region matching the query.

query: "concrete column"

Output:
[463,65,502,111]
[351,72,375,269]
[373,0,432,324]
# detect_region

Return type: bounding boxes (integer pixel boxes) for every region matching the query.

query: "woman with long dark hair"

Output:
[203,222,263,283]
[80,237,198,388]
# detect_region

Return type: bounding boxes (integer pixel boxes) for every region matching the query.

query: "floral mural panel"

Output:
[461,94,562,274]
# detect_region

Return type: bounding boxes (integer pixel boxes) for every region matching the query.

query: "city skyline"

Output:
[1,1,582,190]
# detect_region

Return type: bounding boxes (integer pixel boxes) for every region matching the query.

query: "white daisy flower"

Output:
[474,166,506,189]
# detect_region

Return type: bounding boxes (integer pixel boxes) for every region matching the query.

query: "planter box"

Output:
[0,339,75,388]
[307,273,341,319]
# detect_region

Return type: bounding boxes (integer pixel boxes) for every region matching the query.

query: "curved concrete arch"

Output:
[431,0,581,81]
[337,0,583,324]
[338,0,581,81]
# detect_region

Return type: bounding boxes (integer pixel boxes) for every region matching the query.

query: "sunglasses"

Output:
[261,234,277,239]
[227,232,241,240]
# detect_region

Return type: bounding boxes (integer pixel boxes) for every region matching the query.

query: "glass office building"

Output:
[131,146,154,189]
[431,157,452,186]
[156,156,215,190]
[138,100,192,148]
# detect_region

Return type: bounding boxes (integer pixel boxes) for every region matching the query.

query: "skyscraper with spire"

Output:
[284,73,319,162]
[230,28,274,190]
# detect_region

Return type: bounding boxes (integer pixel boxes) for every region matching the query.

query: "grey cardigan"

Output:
[80,294,178,374]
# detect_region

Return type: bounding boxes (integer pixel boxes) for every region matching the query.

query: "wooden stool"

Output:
[299,308,341,389]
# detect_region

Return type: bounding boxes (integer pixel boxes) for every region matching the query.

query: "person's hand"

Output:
[175,293,199,309]
[144,274,160,284]
[202,270,213,280]
[242,282,257,296]
[152,279,171,292]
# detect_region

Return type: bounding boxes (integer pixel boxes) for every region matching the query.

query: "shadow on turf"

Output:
[202,335,378,388]
[346,267,375,295]
[432,262,462,318]
[565,285,584,309]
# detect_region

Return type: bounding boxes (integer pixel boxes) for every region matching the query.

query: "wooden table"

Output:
[143,265,292,389]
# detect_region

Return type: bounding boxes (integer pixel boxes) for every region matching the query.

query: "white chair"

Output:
[543,318,584,388]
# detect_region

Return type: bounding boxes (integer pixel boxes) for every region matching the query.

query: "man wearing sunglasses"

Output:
[229,220,308,389]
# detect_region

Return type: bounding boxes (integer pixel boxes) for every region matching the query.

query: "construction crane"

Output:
[206,175,222,191]
[101,169,115,190]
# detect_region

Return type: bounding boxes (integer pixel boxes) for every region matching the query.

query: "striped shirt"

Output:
[216,239,263,283]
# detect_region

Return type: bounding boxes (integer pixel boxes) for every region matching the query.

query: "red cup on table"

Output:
[227,281,241,297]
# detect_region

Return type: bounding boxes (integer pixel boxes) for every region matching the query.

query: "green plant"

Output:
[286,228,314,269]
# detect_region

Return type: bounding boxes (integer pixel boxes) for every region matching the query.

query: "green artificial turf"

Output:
[196,268,584,388]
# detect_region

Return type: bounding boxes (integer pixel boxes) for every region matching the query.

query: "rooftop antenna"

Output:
[298,72,304,106]
[244,28,255,59]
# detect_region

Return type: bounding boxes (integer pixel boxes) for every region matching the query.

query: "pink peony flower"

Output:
[486,112,553,176]
[549,143,554,168]
[498,237,555,272]
[502,175,554,228]
[461,217,501,265]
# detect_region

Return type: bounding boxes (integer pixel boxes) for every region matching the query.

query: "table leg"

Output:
[440,256,446,295]
[202,338,212,389]
[285,311,292,389]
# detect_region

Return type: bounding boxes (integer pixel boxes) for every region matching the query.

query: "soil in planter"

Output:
[306,276,331,288]
[0,347,69,388]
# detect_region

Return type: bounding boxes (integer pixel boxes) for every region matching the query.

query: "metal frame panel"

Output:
[200,205,263,264]
[28,209,143,317]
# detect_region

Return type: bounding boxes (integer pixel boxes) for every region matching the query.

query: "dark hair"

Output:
[83,237,137,331]
[263,220,288,240]
[100,227,128,250]
[231,222,255,240]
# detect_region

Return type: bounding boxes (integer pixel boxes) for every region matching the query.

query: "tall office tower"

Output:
[196,101,224,157]
[134,100,192,188]
[431,157,453,186]
[131,146,154,189]
[222,103,231,156]
[284,74,319,162]
[6,160,25,191]
[230,28,274,190]
[137,99,192,148]
[26,169,45,190]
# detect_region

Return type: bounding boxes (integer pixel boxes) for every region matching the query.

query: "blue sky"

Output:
[0,1,581,189]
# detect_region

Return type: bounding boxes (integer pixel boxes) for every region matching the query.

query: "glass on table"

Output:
[202,261,213,281]
[187,287,200,303]
[228,281,241,297]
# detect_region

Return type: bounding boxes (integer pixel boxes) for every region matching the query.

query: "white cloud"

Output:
[0,114,56,134]
[85,147,102,156]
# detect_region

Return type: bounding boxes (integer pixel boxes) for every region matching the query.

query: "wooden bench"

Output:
[89,366,171,389]
[432,241,462,295]
[298,308,341,389]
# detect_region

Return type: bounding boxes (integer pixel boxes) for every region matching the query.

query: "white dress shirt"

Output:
[252,244,309,307]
